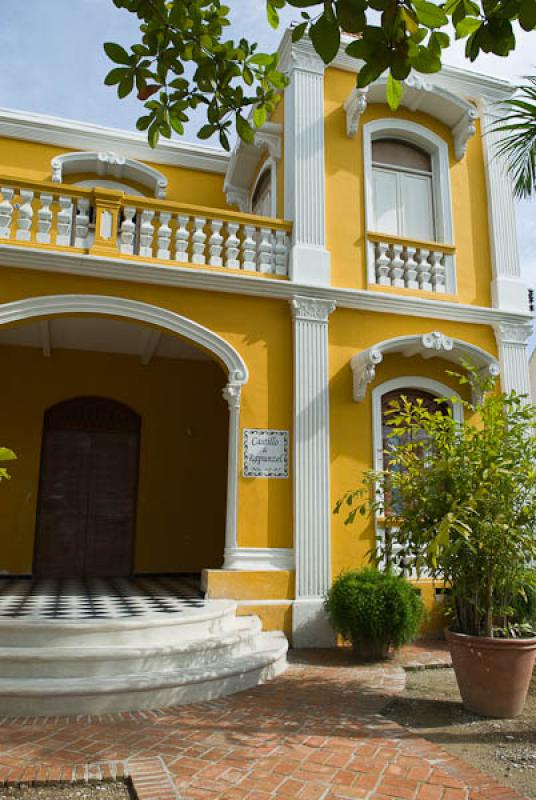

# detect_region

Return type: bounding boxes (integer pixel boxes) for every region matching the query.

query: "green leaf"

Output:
[310,12,341,64]
[519,0,536,31]
[253,106,267,128]
[236,114,255,144]
[413,0,448,28]
[103,42,131,65]
[455,17,482,38]
[104,67,127,86]
[118,73,134,98]
[198,124,217,140]
[291,22,308,42]
[386,74,403,110]
[0,448,16,462]
[266,2,279,29]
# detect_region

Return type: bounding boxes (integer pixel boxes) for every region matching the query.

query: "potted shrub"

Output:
[324,567,424,660]
[336,368,536,717]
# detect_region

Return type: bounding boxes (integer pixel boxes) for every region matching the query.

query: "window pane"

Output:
[372,139,431,172]
[372,168,399,234]
[400,173,435,241]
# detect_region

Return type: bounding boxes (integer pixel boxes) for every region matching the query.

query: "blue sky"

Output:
[1,0,534,349]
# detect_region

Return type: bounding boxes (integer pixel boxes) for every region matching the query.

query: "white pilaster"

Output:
[291,295,336,647]
[222,383,241,567]
[481,100,529,313]
[494,321,533,401]
[281,37,330,285]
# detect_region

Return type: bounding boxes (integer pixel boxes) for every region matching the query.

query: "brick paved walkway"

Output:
[0,644,526,800]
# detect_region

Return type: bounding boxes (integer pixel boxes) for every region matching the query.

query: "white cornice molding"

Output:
[351,331,500,403]
[333,34,514,100]
[0,244,531,330]
[51,151,168,198]
[278,30,325,76]
[0,107,229,175]
[346,75,478,159]
[224,122,282,205]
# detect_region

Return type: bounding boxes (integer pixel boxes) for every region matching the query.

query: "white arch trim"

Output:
[51,152,168,199]
[0,294,248,385]
[372,375,464,473]
[351,330,500,404]
[0,294,248,567]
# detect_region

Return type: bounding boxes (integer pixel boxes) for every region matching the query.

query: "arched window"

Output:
[371,139,434,242]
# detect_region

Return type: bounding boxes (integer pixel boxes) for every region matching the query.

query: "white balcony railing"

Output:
[0,178,292,278]
[367,232,456,295]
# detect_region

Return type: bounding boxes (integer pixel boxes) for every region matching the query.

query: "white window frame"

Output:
[363,118,456,293]
[250,159,277,218]
[372,376,464,474]
[371,376,464,576]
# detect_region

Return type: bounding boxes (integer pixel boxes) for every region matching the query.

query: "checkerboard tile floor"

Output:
[0,575,204,620]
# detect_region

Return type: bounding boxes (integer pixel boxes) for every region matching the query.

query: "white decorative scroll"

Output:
[243,429,289,478]
[344,88,368,138]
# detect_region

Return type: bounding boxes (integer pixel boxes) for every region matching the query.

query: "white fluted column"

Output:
[281,36,330,285]
[222,383,241,567]
[291,295,336,646]
[481,100,529,312]
[494,321,533,401]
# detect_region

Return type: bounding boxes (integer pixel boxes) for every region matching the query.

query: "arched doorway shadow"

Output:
[0,295,249,572]
[34,397,141,578]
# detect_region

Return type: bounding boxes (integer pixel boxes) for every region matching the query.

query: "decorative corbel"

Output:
[224,184,250,213]
[255,129,282,161]
[453,107,478,161]
[351,348,384,402]
[421,331,454,353]
[344,88,368,138]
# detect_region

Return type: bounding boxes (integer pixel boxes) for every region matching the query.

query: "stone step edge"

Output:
[0,631,288,698]
[0,616,262,661]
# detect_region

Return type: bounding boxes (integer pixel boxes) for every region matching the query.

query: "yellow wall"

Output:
[0,344,228,573]
[0,138,229,210]
[324,68,493,307]
[0,268,294,556]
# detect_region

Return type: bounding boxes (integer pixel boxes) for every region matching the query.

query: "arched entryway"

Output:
[34,397,141,578]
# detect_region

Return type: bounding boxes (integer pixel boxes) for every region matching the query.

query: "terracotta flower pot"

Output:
[446,629,536,718]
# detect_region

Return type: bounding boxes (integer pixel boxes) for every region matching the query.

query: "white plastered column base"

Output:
[491,277,530,314]
[292,599,337,648]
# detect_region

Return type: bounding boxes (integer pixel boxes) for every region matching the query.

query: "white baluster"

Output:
[192,217,207,264]
[74,198,90,248]
[403,246,418,289]
[242,225,257,271]
[375,242,391,285]
[56,196,73,246]
[429,251,446,293]
[258,227,275,274]
[208,219,224,266]
[0,188,14,239]
[16,190,34,241]
[225,222,240,269]
[389,243,405,288]
[175,215,190,262]
[139,209,155,257]
[274,230,289,276]
[35,193,53,244]
[417,248,432,291]
[120,207,136,255]
[157,212,172,259]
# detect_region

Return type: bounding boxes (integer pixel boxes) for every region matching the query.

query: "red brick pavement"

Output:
[0,645,525,800]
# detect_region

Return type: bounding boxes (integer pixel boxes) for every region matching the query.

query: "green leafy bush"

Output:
[324,568,424,660]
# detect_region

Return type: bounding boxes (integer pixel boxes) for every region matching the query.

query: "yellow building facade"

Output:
[0,31,533,646]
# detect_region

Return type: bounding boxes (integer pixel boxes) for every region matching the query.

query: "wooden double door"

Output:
[34,397,141,578]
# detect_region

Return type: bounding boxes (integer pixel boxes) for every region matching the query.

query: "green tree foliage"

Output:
[0,448,16,482]
[495,77,536,198]
[105,1,536,148]
[334,368,536,639]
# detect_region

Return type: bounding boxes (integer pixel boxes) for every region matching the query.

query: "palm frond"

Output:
[493,76,536,199]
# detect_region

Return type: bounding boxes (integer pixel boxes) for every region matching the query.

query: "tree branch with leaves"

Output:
[104,0,536,148]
